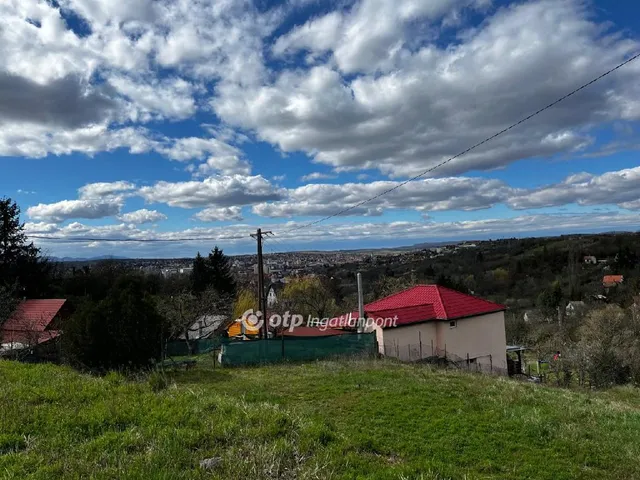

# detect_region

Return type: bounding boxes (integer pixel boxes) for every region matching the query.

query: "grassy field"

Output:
[2,358,640,479]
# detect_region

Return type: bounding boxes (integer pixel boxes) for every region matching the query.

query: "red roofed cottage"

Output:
[361,285,507,370]
[1,299,69,360]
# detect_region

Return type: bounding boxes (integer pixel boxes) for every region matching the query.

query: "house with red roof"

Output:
[331,285,507,369]
[1,299,68,359]
[603,275,624,288]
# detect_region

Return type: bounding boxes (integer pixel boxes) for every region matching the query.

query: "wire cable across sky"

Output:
[28,52,640,245]
[28,234,249,243]
[280,51,640,235]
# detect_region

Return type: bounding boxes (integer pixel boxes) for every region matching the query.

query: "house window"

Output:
[449,320,457,328]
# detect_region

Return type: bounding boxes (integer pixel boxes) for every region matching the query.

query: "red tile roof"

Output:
[603,275,624,285]
[366,304,437,327]
[365,285,505,327]
[2,299,66,333]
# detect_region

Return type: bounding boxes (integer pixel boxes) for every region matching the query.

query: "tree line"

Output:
[0,197,237,371]
[3,195,640,387]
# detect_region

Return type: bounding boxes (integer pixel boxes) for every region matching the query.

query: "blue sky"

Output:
[1,0,639,258]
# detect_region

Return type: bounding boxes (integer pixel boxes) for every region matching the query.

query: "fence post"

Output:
[281,331,285,359]
[419,331,422,359]
[490,354,492,374]
[444,344,447,361]
[466,353,470,370]
[431,339,434,357]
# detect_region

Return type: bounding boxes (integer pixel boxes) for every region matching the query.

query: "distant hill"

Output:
[405,240,468,250]
[48,255,130,262]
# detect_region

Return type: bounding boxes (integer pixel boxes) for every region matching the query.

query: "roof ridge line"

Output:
[434,284,447,320]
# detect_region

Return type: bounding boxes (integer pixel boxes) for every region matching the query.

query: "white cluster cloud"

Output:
[273,0,489,74]
[25,164,640,226]
[254,176,512,217]
[0,124,150,159]
[300,172,337,182]
[118,209,167,224]
[138,175,283,208]
[215,0,639,178]
[25,212,640,254]
[108,76,198,121]
[27,180,135,223]
[78,181,137,199]
[0,123,252,180]
[27,199,122,222]
[256,167,640,217]
[195,206,244,222]
[4,0,638,176]
[5,0,640,256]
[156,137,252,176]
[0,0,278,159]
[508,167,640,210]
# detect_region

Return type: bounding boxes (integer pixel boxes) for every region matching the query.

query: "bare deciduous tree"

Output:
[156,287,234,355]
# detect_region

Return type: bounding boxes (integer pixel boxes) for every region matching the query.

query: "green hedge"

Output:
[220,333,377,366]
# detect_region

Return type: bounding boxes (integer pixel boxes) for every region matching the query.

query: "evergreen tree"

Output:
[0,198,35,263]
[207,246,236,296]
[192,252,210,294]
[0,197,51,297]
[191,247,236,296]
[538,281,563,317]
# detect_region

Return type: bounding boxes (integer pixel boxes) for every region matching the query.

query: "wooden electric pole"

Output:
[251,228,272,339]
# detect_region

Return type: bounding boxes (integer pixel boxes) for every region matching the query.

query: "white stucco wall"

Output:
[371,321,438,361]
[436,311,507,369]
[374,311,507,368]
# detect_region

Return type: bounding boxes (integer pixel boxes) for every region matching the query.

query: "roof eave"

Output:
[446,307,507,322]
[380,308,506,328]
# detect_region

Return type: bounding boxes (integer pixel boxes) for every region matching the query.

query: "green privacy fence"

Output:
[165,337,230,357]
[219,333,377,366]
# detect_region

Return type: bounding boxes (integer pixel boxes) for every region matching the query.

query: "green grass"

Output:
[2,358,640,479]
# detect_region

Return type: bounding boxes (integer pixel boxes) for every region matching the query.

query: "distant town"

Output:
[53,242,479,284]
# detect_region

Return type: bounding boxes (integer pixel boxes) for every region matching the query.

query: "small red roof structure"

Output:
[333,285,505,330]
[1,299,66,346]
[603,275,624,287]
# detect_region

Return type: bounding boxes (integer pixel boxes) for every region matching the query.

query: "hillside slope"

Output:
[1,359,640,479]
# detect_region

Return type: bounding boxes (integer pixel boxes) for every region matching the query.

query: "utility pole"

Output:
[251,228,272,339]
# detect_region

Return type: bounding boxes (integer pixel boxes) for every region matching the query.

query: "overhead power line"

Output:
[263,234,289,253]
[281,52,640,235]
[25,52,640,247]
[28,234,249,243]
